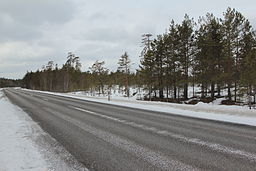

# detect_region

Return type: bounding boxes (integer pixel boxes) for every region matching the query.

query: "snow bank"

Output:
[0,90,87,171]
[21,88,256,127]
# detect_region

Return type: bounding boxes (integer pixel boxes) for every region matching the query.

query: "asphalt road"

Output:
[4,88,256,171]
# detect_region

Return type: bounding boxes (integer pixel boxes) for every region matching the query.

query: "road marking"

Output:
[73,107,96,115]
[73,106,256,163]
[44,107,197,171]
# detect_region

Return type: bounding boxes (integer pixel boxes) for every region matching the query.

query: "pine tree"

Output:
[140,34,154,100]
[151,35,166,99]
[221,7,245,101]
[176,14,195,100]
[140,50,155,100]
[239,19,256,101]
[194,13,223,99]
[165,20,181,99]
[118,52,131,97]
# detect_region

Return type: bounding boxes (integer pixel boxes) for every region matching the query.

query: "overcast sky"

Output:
[0,0,255,79]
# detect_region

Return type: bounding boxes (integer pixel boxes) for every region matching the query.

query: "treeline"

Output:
[23,52,138,95]
[139,8,256,103]
[0,78,22,88]
[23,8,256,104]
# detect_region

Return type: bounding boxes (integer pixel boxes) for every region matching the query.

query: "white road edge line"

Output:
[72,106,256,163]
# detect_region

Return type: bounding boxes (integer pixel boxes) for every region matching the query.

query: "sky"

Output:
[0,0,255,79]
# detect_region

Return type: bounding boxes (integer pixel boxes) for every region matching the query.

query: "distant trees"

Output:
[0,78,22,88]
[89,60,109,95]
[62,52,82,92]
[24,52,82,92]
[22,52,137,95]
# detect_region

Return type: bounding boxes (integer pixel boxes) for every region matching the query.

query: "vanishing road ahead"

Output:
[4,88,256,171]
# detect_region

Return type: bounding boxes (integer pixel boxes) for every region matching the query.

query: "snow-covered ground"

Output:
[0,89,87,171]
[21,88,256,127]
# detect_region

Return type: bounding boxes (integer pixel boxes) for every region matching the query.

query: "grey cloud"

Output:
[0,0,74,25]
[0,0,75,42]
[0,20,42,42]
[0,61,43,79]
[83,27,132,43]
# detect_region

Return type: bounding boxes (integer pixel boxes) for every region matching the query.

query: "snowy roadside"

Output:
[22,88,256,127]
[0,89,88,171]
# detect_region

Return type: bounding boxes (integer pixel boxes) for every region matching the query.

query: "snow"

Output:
[0,89,87,171]
[210,98,226,105]
[21,88,256,127]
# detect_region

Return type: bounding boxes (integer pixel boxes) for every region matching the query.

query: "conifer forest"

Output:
[20,8,256,104]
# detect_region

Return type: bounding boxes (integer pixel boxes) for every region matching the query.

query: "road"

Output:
[4,88,256,171]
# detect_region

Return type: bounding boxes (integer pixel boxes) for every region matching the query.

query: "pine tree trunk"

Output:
[174,84,177,99]
[98,86,101,96]
[159,90,164,99]
[149,84,152,101]
[228,83,232,101]
[178,87,180,99]
[126,67,128,97]
[184,83,188,100]
[159,76,164,99]
[192,81,195,98]
[201,83,205,98]
[217,84,221,97]
[211,83,215,100]
[166,86,169,102]
[234,82,237,102]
